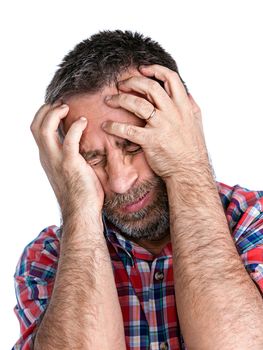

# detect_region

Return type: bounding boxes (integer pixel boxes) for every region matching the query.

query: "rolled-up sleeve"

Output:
[238,217,263,294]
[219,183,263,294]
[12,226,60,349]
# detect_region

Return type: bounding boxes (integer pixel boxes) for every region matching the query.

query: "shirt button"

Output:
[160,342,169,350]
[154,271,164,281]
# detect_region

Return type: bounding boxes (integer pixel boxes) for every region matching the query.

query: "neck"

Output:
[131,231,171,256]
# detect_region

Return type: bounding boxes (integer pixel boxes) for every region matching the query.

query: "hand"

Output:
[102,64,209,180]
[30,103,104,214]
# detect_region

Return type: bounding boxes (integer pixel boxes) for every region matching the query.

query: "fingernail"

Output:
[104,95,112,102]
[80,116,87,122]
[101,121,108,129]
[61,104,68,108]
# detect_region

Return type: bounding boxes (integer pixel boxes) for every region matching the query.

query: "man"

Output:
[13,30,263,350]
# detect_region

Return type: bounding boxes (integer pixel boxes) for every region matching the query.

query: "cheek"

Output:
[92,167,108,192]
[134,152,155,177]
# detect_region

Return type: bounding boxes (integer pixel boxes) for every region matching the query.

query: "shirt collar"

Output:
[102,215,172,263]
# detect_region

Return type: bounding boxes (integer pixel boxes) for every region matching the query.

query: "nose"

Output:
[105,153,139,194]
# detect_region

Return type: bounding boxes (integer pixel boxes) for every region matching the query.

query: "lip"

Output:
[122,191,151,213]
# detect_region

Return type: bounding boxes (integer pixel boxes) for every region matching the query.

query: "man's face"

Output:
[63,69,169,241]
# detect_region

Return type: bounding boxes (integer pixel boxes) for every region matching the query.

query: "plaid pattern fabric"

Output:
[12,183,263,349]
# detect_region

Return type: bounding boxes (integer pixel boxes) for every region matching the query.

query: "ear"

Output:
[188,93,201,116]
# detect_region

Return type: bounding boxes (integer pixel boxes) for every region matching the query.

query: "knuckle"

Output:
[126,125,136,137]
[171,70,179,80]
[134,97,144,109]
[63,138,73,149]
[148,79,159,91]
[195,110,202,121]
[195,105,201,114]
[30,122,36,134]
[120,93,129,104]
[143,105,153,117]
[150,64,159,71]
[39,127,49,138]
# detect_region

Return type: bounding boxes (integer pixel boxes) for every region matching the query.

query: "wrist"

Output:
[61,212,104,249]
[62,204,103,230]
[165,155,214,186]
[165,163,218,208]
[61,195,102,219]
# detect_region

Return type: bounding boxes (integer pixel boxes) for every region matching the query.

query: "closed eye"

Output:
[126,146,142,155]
[80,150,107,167]
[87,156,106,167]
[125,143,142,155]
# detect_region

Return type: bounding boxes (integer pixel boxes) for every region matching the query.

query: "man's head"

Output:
[46,30,187,242]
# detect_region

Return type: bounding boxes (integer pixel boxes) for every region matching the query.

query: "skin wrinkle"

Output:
[80,139,141,164]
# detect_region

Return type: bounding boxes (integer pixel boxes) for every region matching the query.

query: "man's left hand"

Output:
[103,64,208,180]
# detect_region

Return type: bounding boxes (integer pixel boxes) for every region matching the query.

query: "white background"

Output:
[1,0,262,348]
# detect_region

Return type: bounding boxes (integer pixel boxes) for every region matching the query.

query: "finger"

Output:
[188,93,201,116]
[102,121,147,146]
[139,64,190,108]
[105,93,158,123]
[31,103,67,141]
[31,100,63,135]
[116,76,172,111]
[31,104,51,139]
[37,104,69,150]
[63,117,88,157]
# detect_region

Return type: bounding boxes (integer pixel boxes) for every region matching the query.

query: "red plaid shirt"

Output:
[13,183,263,349]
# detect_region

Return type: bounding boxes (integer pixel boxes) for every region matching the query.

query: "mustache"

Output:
[103,177,162,210]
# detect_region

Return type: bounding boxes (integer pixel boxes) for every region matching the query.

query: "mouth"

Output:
[121,191,151,213]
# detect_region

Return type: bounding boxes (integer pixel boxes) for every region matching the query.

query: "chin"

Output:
[104,203,170,241]
[103,175,169,240]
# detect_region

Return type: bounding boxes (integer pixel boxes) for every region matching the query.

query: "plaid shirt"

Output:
[12,183,263,349]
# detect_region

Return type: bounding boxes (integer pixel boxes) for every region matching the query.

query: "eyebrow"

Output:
[80,140,135,161]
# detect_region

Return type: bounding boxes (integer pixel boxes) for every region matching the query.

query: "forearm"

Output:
[166,165,263,349]
[34,212,126,350]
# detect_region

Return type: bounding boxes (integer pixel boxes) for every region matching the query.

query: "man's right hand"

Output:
[31,104,126,349]
[30,103,104,215]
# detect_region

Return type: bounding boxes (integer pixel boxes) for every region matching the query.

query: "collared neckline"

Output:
[102,215,172,263]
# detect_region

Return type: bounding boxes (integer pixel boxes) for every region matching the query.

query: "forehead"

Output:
[63,68,146,150]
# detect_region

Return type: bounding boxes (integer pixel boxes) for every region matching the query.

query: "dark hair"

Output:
[45,30,188,103]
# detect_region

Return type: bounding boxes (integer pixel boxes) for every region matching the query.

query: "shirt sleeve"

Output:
[12,226,60,349]
[237,213,263,294]
[221,184,263,294]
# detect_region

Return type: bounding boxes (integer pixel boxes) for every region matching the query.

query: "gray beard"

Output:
[103,176,170,241]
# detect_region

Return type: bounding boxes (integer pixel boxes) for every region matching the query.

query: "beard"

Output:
[102,175,170,241]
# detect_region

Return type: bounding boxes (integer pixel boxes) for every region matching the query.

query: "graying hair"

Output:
[45,30,188,104]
